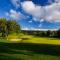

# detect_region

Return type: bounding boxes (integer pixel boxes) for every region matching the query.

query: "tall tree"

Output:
[46,30,51,37]
[7,20,21,34]
[0,18,7,37]
[56,29,60,38]
[0,18,21,37]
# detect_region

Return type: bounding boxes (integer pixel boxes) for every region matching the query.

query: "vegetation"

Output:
[22,30,60,38]
[0,18,21,37]
[0,39,60,60]
[0,18,60,60]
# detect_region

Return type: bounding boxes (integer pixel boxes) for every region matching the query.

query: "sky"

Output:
[0,0,60,30]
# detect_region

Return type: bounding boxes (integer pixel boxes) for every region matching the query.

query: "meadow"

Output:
[6,34,60,45]
[0,34,60,60]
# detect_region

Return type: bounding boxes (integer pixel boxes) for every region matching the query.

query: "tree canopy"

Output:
[0,18,21,37]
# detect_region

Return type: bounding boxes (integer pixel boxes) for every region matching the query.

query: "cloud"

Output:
[21,27,39,30]
[21,1,44,19]
[21,27,35,30]
[38,24,42,27]
[55,0,60,2]
[21,27,58,31]
[48,0,54,4]
[44,2,60,22]
[6,9,26,20]
[28,20,32,23]
[40,19,44,22]
[21,27,29,30]
[6,9,20,19]
[11,0,20,8]
[10,0,60,22]
[21,1,60,22]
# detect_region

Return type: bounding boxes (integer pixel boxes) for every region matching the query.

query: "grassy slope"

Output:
[0,34,60,60]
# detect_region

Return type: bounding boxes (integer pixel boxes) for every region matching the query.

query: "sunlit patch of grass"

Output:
[16,35,60,45]
[3,34,60,45]
[22,37,60,45]
[7,34,33,42]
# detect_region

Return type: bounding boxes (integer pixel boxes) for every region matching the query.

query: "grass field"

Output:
[0,34,60,60]
[7,34,60,45]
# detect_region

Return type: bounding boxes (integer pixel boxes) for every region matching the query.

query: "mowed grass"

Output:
[0,41,60,60]
[0,34,60,60]
[7,34,60,45]
[23,37,60,45]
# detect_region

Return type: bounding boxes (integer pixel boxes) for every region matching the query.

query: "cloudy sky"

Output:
[0,0,60,30]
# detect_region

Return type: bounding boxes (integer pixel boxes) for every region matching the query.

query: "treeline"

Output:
[0,18,21,37]
[22,30,60,38]
[33,30,60,38]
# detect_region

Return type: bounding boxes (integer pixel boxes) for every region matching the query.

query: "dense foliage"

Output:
[22,30,60,38]
[34,30,60,38]
[0,18,21,37]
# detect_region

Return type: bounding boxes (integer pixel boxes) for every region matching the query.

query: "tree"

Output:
[56,29,60,38]
[0,18,21,37]
[0,18,7,37]
[7,20,21,34]
[46,30,51,37]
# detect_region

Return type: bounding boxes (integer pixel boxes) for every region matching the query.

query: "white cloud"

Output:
[28,20,32,23]
[10,9,20,18]
[22,27,29,30]
[21,1,60,22]
[21,27,38,30]
[33,17,37,21]
[21,1,44,20]
[38,24,42,27]
[55,0,60,2]
[44,2,60,22]
[6,9,26,20]
[10,0,60,22]
[11,0,20,8]
[21,27,58,31]
[6,9,20,19]
[40,19,44,22]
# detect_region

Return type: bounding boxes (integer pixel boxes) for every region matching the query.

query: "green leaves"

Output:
[0,18,21,37]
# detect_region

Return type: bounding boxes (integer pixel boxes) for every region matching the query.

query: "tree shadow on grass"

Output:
[0,42,60,60]
[0,53,23,60]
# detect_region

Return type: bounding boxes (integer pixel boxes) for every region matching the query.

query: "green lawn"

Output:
[7,34,60,45]
[0,34,60,60]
